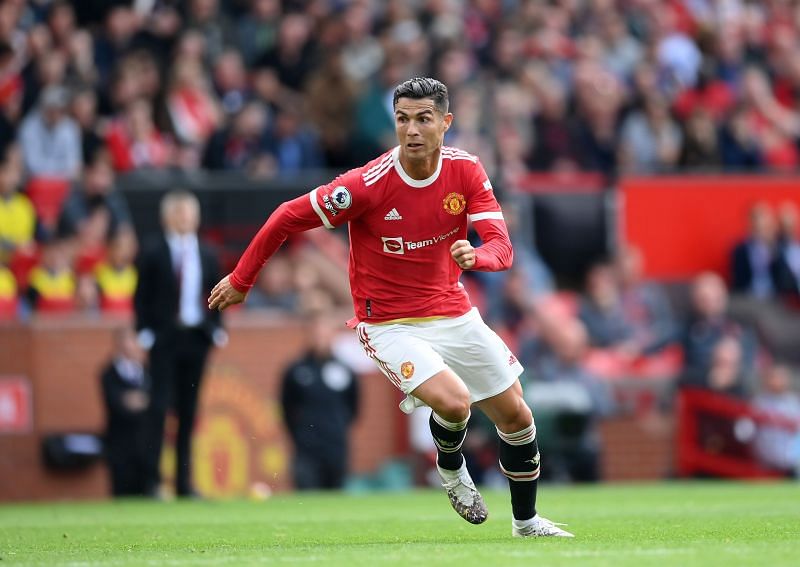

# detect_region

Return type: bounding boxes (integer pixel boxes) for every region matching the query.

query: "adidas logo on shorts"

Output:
[384,208,403,221]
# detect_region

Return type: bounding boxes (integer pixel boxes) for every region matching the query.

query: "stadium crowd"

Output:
[1,0,799,482]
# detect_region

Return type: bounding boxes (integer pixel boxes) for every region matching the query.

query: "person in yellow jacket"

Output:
[0,143,36,263]
[95,228,138,314]
[26,238,76,313]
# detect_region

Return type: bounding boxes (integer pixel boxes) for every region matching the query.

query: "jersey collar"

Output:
[392,145,443,188]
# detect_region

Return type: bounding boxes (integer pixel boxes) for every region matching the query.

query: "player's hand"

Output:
[450,240,476,270]
[208,275,246,311]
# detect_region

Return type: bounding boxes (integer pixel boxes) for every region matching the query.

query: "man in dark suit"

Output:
[134,190,226,498]
[731,202,777,299]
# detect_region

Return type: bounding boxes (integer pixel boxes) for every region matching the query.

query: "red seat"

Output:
[100,296,133,316]
[25,177,70,229]
[8,248,40,289]
[35,297,75,314]
[0,297,17,320]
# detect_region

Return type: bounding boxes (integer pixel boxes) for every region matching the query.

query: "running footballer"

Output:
[208,77,572,538]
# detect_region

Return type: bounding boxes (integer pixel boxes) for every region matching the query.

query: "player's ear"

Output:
[443,112,453,131]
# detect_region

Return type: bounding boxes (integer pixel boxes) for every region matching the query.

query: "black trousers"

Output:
[145,328,211,496]
[292,449,349,490]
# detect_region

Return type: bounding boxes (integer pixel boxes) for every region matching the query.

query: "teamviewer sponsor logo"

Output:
[382,236,404,254]
[405,226,459,251]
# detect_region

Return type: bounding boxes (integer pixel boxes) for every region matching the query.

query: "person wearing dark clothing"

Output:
[57,149,131,239]
[281,314,359,490]
[731,202,777,299]
[134,190,226,497]
[101,326,150,496]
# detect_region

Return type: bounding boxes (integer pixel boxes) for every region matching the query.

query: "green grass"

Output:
[1,482,799,566]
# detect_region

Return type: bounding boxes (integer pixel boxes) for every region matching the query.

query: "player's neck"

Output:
[398,147,441,180]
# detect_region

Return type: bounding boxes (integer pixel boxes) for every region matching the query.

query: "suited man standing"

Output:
[134,190,226,497]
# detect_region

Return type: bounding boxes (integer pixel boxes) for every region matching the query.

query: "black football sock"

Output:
[497,422,540,521]
[429,411,469,471]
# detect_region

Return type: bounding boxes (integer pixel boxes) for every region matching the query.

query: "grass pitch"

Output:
[1,482,799,566]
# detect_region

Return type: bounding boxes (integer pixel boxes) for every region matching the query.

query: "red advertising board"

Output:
[0,376,32,434]
[621,175,800,280]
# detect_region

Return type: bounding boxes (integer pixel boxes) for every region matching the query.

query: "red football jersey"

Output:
[230,146,513,324]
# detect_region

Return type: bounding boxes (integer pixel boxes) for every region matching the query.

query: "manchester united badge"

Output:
[400,361,415,379]
[443,192,466,215]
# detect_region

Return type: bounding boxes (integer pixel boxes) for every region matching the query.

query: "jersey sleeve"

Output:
[465,159,513,272]
[229,168,373,292]
[308,168,373,229]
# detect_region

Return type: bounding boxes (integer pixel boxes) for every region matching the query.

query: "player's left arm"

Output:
[451,159,513,272]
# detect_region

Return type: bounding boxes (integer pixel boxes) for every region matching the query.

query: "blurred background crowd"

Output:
[1,0,800,495]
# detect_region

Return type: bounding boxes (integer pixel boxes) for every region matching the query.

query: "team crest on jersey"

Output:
[443,192,466,215]
[331,186,352,209]
[401,361,415,379]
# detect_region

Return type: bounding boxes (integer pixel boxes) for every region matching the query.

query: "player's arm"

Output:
[451,160,513,272]
[208,173,367,311]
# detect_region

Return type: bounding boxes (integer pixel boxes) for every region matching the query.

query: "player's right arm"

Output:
[208,170,368,311]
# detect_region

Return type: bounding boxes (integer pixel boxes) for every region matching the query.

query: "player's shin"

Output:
[429,411,469,470]
[497,422,540,521]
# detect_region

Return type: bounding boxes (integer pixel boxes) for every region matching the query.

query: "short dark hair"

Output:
[393,77,449,115]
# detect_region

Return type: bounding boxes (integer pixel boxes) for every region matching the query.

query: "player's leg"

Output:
[434,309,572,537]
[356,323,486,524]
[477,383,573,537]
[411,370,488,524]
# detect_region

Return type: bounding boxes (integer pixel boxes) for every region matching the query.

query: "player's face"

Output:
[394,97,452,160]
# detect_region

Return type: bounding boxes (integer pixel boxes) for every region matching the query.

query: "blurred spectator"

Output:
[281,312,359,490]
[618,95,682,173]
[771,202,800,301]
[94,228,138,315]
[106,98,172,172]
[101,326,151,496]
[305,51,358,169]
[58,149,132,240]
[340,1,383,83]
[166,57,221,148]
[70,87,103,167]
[0,141,35,262]
[18,85,81,180]
[525,318,614,482]
[72,203,109,276]
[255,12,316,92]
[578,261,635,351]
[212,47,249,117]
[265,102,324,173]
[680,272,757,389]
[25,236,75,313]
[527,80,580,172]
[681,336,749,399]
[93,5,140,87]
[236,0,281,67]
[678,108,721,169]
[244,252,298,311]
[183,0,232,66]
[731,202,777,299]
[753,363,800,476]
[202,100,272,174]
[352,55,405,161]
[615,246,676,355]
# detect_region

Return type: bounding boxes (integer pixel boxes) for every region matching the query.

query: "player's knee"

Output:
[430,388,471,423]
[496,399,533,434]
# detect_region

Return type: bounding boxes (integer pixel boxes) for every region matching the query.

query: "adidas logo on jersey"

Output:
[384,208,403,221]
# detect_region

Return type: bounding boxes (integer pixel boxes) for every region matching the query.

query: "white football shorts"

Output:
[355,307,523,406]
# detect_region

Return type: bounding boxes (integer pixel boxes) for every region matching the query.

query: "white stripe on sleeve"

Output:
[468,211,504,222]
[309,188,334,229]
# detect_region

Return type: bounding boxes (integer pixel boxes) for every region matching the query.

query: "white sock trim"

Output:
[432,411,470,432]
[496,422,536,446]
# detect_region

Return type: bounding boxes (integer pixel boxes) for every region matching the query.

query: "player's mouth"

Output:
[407,142,424,150]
